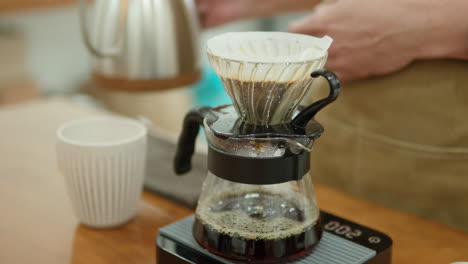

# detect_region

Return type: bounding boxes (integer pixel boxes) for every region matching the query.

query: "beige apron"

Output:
[310,59,468,230]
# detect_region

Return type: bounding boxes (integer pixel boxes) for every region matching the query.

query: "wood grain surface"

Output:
[0,0,76,13]
[0,98,467,264]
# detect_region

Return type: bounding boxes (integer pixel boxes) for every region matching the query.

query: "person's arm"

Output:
[415,0,468,61]
[289,0,468,81]
[197,0,321,28]
[198,0,468,81]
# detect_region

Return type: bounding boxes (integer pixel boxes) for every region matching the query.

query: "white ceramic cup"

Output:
[56,116,147,228]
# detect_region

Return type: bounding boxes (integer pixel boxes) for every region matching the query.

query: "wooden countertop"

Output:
[0,98,467,264]
[0,0,76,14]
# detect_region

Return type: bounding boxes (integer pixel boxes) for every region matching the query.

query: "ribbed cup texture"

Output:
[57,138,146,228]
[207,32,329,125]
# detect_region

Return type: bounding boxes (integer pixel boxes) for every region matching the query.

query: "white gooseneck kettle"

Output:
[79,0,200,91]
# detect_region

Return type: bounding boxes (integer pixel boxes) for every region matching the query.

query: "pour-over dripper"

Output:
[173,31,341,263]
[207,32,332,126]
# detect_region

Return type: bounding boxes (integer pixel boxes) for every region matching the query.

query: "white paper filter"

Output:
[206,32,333,125]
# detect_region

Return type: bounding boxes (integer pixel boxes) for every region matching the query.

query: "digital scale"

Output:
[156,211,392,264]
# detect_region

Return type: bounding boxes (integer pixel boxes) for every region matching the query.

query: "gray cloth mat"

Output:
[144,134,207,209]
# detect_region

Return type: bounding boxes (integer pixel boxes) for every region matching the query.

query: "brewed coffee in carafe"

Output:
[174,32,340,263]
[193,172,321,261]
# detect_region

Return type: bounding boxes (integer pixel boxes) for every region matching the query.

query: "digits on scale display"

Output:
[324,221,362,239]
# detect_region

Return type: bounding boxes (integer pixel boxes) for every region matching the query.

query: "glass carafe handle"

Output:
[292,69,341,128]
[174,106,212,174]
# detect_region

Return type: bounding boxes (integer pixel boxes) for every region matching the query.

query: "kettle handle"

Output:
[174,106,212,175]
[292,69,341,128]
[78,0,126,57]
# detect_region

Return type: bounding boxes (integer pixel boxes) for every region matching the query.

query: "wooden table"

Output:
[0,98,467,264]
[0,1,76,14]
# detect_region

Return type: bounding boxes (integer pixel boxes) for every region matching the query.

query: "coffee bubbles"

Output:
[193,189,322,262]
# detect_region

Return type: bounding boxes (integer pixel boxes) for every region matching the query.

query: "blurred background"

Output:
[1,1,467,232]
[0,2,307,133]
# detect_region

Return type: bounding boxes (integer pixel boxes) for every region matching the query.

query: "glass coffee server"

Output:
[174,32,341,263]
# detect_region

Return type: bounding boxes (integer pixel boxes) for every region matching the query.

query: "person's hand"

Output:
[197,0,319,28]
[196,0,250,28]
[289,0,468,81]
